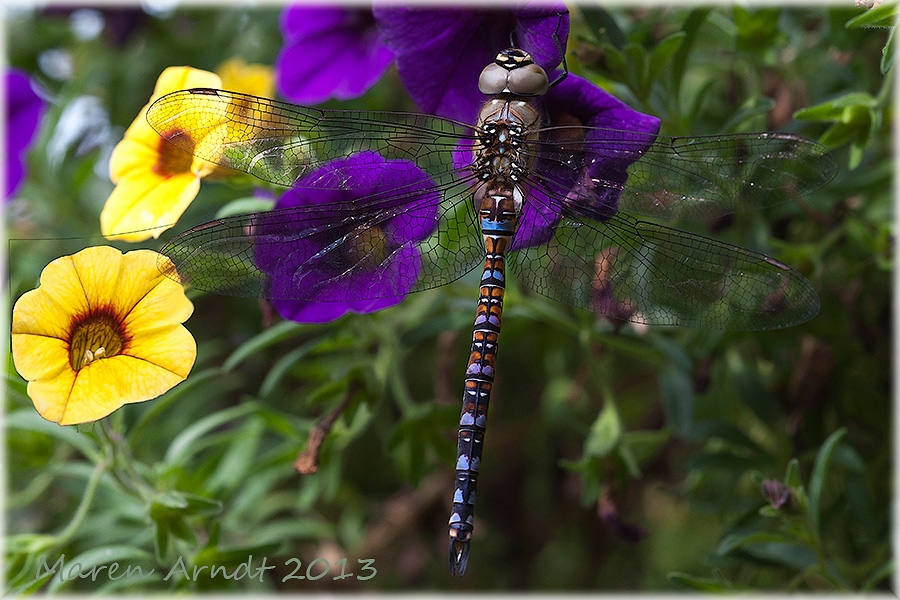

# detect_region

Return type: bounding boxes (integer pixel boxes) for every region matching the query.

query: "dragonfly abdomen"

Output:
[449,183,519,576]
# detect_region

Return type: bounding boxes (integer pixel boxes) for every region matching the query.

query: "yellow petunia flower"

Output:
[11,246,196,425]
[217,57,275,99]
[101,60,275,243]
[101,67,222,243]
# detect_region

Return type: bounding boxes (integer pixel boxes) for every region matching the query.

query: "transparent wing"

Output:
[160,173,484,300]
[149,89,486,300]
[507,207,819,330]
[521,126,837,220]
[149,89,826,324]
[146,88,475,188]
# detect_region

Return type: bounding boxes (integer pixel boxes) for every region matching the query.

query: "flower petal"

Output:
[374,3,567,122]
[277,6,392,103]
[124,275,195,335]
[20,254,93,321]
[28,370,77,424]
[66,246,127,310]
[271,244,419,322]
[114,249,194,329]
[6,70,46,199]
[56,355,188,425]
[101,168,200,241]
[11,333,70,381]
[124,325,196,378]
[103,67,221,240]
[217,57,275,98]
[11,286,81,339]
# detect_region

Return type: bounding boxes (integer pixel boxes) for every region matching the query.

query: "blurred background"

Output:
[5,3,893,592]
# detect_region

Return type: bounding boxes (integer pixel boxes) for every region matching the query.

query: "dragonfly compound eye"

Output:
[506,64,549,96]
[478,48,548,96]
[479,63,511,95]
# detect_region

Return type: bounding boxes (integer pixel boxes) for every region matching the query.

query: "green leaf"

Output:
[214,196,275,219]
[861,559,895,591]
[164,402,263,465]
[667,571,732,591]
[128,367,228,446]
[624,42,648,94]
[620,429,671,468]
[584,399,622,457]
[205,417,265,494]
[659,364,694,437]
[742,542,817,570]
[7,570,56,595]
[670,8,712,99]
[719,96,776,133]
[733,6,780,50]
[194,542,283,567]
[794,91,877,121]
[222,320,306,372]
[845,0,899,28]
[5,409,103,463]
[717,531,798,555]
[693,421,769,458]
[784,458,802,488]
[881,26,896,73]
[601,42,628,82]
[581,7,626,48]
[648,32,686,85]
[258,337,328,398]
[688,451,759,473]
[808,427,847,535]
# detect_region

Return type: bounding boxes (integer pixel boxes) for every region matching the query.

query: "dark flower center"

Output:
[153,129,195,177]
[68,309,127,370]
[345,225,389,269]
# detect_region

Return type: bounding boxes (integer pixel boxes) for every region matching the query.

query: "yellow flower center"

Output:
[154,129,195,177]
[68,309,127,371]
[347,225,389,269]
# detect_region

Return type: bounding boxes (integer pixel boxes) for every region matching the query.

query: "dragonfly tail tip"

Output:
[448,538,470,576]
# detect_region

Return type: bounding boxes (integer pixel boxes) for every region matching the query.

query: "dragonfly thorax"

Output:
[472,97,541,184]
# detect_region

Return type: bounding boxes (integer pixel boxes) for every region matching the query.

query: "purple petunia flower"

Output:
[255,151,439,323]
[6,70,46,199]
[374,3,568,124]
[276,6,394,104]
[513,72,662,249]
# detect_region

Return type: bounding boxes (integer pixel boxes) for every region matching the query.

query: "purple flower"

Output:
[762,479,795,511]
[513,72,662,249]
[255,152,439,323]
[6,70,46,199]
[374,3,569,123]
[276,6,393,104]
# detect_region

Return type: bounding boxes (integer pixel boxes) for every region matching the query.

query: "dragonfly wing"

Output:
[522,127,837,220]
[145,88,474,188]
[160,174,483,301]
[507,209,819,330]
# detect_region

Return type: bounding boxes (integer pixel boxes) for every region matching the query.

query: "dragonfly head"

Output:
[479,48,549,97]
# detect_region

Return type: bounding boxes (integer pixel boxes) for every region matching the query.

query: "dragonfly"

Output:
[146,48,836,576]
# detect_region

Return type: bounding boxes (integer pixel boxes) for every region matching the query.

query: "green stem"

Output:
[875,66,894,109]
[97,421,155,501]
[54,459,108,546]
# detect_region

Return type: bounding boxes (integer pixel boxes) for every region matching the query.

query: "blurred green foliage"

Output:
[5,4,892,592]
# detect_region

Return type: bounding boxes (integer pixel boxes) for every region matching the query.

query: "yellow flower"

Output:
[101,67,222,243]
[11,246,196,425]
[217,57,275,98]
